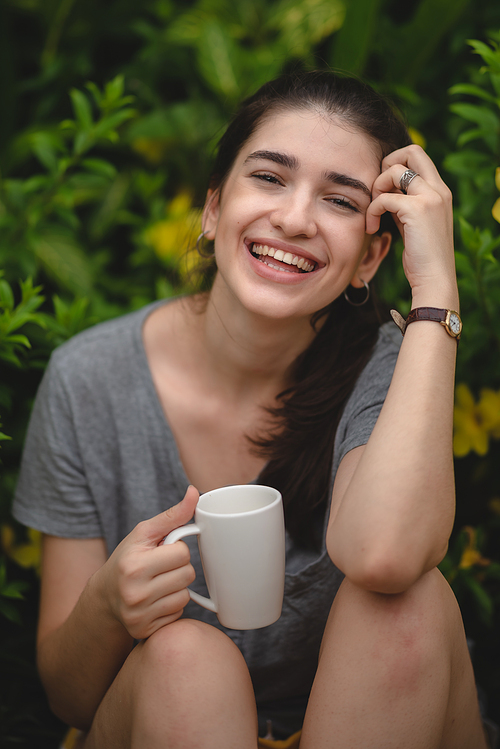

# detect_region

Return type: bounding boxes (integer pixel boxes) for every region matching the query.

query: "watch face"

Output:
[449,312,461,336]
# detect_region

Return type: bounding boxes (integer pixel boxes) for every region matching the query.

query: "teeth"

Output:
[251,244,314,272]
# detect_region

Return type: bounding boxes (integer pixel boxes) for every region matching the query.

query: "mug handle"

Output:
[163,525,217,614]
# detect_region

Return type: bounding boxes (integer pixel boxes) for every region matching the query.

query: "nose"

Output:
[269,190,318,238]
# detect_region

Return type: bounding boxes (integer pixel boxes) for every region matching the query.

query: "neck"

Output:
[191,281,319,400]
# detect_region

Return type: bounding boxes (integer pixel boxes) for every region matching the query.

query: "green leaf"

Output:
[74,130,93,156]
[457,127,490,149]
[270,0,345,56]
[92,108,137,139]
[70,88,94,130]
[104,74,125,103]
[28,229,93,295]
[196,20,241,100]
[82,158,117,179]
[458,216,478,251]
[329,0,379,74]
[0,280,15,310]
[454,251,474,278]
[3,334,31,348]
[449,83,497,103]
[28,131,64,173]
[449,104,499,151]
[468,39,500,73]
[1,582,28,600]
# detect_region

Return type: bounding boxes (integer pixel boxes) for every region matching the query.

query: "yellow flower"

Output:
[477,388,500,438]
[408,127,427,149]
[145,191,201,272]
[493,168,500,222]
[1,525,41,571]
[493,197,500,223]
[458,527,490,569]
[453,384,489,456]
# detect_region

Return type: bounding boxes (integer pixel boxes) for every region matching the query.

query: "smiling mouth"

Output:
[250,244,316,273]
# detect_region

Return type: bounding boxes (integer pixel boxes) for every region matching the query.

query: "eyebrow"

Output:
[244,150,371,198]
[323,170,372,198]
[245,150,299,170]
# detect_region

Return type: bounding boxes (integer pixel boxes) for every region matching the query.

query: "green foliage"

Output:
[0,275,46,367]
[0,76,136,298]
[0,559,29,626]
[1,0,500,739]
[445,34,500,386]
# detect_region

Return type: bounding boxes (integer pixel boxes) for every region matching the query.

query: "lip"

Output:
[245,238,324,269]
[244,237,325,285]
[243,238,325,285]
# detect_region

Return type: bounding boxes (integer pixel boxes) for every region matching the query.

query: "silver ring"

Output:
[399,169,419,194]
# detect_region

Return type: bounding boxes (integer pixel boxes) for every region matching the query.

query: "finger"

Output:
[365,192,407,235]
[139,559,196,604]
[371,165,426,200]
[134,485,200,546]
[144,538,194,577]
[381,144,436,176]
[126,590,189,639]
[380,145,449,195]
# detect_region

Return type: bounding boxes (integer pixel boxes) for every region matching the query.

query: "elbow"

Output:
[329,542,449,595]
[349,556,426,594]
[37,656,93,731]
[43,690,93,732]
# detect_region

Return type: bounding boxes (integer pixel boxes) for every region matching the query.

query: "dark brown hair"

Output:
[200,70,412,547]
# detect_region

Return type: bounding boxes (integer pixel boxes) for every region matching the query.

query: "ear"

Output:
[201,188,220,241]
[350,232,392,288]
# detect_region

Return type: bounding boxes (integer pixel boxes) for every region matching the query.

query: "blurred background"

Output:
[1,0,500,745]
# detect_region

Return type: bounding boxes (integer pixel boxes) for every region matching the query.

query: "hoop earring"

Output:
[344,279,370,306]
[196,230,208,255]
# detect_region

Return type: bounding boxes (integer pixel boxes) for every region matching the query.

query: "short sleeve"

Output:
[332,323,401,472]
[12,355,102,538]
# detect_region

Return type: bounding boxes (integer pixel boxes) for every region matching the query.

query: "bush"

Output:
[1,0,500,741]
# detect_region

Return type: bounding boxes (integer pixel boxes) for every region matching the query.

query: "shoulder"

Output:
[372,320,402,361]
[356,321,402,386]
[341,321,401,417]
[49,300,168,383]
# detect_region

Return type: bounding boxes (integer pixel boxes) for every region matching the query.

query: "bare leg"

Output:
[84,619,258,749]
[301,568,488,749]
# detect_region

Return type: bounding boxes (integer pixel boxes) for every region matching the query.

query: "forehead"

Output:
[237,107,382,177]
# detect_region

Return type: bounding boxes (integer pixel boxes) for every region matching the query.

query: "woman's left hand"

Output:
[366,144,457,303]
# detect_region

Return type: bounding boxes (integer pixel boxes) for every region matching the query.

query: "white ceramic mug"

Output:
[163,484,285,630]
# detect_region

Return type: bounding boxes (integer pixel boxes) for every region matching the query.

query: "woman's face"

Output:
[204,107,391,321]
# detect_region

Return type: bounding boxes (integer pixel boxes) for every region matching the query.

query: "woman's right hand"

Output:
[97,485,199,640]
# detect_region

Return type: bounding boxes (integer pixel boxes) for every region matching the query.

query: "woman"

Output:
[13,71,489,748]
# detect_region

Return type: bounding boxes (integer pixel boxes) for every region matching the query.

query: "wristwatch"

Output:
[390,307,462,341]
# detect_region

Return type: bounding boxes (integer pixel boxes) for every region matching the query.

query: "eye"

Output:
[327,196,360,213]
[251,172,283,186]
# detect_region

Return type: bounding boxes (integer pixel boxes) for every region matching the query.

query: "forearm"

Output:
[37,569,134,730]
[328,290,459,592]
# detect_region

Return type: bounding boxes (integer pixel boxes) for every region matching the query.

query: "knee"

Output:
[334,569,461,691]
[138,619,239,675]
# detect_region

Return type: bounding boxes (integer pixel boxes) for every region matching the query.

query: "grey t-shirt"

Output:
[13,300,401,736]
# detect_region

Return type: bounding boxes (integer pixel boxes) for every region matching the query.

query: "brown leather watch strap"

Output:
[406,307,447,329]
[390,307,462,341]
